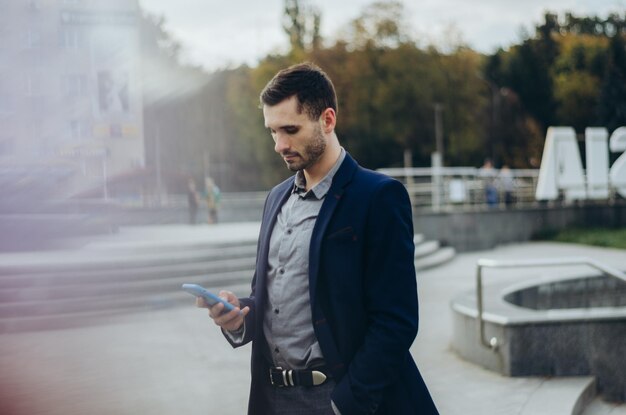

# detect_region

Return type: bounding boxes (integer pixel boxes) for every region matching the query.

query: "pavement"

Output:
[0,223,625,415]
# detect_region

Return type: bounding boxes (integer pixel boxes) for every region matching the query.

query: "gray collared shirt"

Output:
[263,148,346,370]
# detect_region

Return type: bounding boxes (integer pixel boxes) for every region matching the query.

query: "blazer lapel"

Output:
[308,153,358,304]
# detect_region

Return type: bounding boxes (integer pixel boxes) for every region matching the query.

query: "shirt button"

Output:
[274,347,279,353]
[279,268,285,275]
[287,229,293,235]
[274,308,279,314]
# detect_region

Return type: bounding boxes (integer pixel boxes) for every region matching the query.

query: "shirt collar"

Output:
[293,148,346,200]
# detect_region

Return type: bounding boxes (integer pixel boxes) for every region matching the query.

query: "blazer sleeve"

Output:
[221,290,256,348]
[331,179,419,415]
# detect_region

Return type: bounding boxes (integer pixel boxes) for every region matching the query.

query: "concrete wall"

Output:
[452,310,626,402]
[99,200,626,251]
[2,195,624,252]
[413,202,626,252]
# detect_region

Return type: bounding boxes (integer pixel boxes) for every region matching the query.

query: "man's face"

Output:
[263,96,326,172]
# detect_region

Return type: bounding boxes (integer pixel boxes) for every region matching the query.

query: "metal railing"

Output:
[378,167,540,211]
[475,257,626,351]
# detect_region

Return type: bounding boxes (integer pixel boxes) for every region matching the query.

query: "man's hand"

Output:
[195,290,250,332]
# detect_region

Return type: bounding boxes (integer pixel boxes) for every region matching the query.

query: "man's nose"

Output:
[274,133,290,154]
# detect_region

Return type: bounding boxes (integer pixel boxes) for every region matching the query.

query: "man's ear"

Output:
[321,108,336,133]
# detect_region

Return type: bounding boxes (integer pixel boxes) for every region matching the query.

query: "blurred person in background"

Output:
[186,178,200,225]
[204,177,220,224]
[479,158,498,207]
[498,165,516,207]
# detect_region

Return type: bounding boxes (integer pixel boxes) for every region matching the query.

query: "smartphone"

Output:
[181,284,238,314]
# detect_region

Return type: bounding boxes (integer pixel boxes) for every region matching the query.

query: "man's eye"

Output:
[284,128,298,134]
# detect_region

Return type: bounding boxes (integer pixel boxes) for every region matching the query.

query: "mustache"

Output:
[281,151,300,158]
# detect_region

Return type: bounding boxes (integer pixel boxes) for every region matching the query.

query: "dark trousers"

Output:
[259,378,336,415]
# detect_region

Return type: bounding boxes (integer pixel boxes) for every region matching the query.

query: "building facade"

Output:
[0,0,144,199]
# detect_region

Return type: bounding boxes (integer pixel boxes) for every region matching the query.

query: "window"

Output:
[69,119,85,140]
[62,74,88,96]
[26,29,41,49]
[59,28,83,50]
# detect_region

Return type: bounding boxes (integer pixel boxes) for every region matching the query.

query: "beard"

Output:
[282,124,326,172]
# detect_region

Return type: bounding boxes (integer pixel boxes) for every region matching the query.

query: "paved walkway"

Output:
[0,224,625,415]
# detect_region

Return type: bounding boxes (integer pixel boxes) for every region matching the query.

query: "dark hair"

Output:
[260,62,337,120]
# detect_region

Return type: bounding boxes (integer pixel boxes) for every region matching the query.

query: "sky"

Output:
[139,0,625,71]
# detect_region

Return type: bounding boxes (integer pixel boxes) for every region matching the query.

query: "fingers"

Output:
[208,301,225,318]
[211,305,250,332]
[193,290,247,331]
[218,290,240,307]
[194,291,238,310]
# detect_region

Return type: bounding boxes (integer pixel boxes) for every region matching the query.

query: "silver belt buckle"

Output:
[270,366,292,387]
[270,366,281,387]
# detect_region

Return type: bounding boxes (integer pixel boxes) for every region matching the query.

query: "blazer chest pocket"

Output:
[326,226,357,242]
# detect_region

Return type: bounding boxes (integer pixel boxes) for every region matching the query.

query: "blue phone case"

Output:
[181,284,237,313]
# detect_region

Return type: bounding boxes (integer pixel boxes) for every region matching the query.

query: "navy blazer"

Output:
[226,152,438,415]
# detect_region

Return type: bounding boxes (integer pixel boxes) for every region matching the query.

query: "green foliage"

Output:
[599,34,626,132]
[541,227,626,250]
[343,1,409,50]
[233,58,295,188]
[214,1,491,181]
[484,11,626,167]
[488,11,626,134]
[139,4,626,191]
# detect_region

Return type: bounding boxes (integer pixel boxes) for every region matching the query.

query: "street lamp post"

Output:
[434,103,444,165]
[155,124,162,206]
[432,103,444,211]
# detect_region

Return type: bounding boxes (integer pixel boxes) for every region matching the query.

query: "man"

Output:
[199,62,438,414]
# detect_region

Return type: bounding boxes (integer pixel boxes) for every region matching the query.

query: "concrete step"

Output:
[82,235,258,254]
[0,286,230,319]
[0,276,254,333]
[0,283,254,334]
[520,377,596,415]
[0,230,454,333]
[414,240,440,259]
[0,243,257,275]
[415,246,456,271]
[580,397,626,415]
[0,256,257,289]
[0,268,254,308]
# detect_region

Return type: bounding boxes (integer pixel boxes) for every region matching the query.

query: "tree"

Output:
[283,0,322,54]
[552,34,608,130]
[484,11,625,167]
[599,34,626,133]
[340,1,409,50]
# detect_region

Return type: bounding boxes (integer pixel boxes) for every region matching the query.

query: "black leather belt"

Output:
[269,366,330,387]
